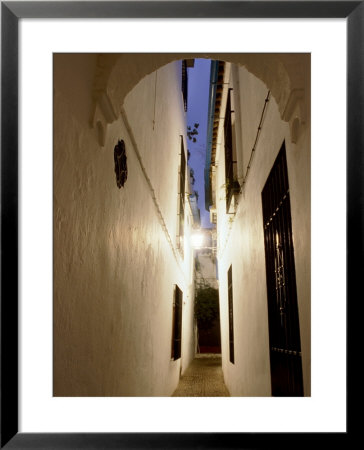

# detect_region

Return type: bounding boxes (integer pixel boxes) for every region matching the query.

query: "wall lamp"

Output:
[190,231,217,252]
[190,232,205,249]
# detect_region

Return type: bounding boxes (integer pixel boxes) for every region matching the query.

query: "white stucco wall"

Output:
[53,53,310,398]
[196,251,218,290]
[53,55,195,396]
[215,64,311,396]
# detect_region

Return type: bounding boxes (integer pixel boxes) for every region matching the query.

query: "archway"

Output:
[91,53,309,146]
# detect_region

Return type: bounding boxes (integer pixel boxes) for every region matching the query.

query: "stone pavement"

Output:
[172,354,230,397]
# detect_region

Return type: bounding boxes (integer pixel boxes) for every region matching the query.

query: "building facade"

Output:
[53,55,196,396]
[205,59,311,396]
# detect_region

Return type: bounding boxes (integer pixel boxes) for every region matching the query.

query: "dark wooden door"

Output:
[262,143,304,396]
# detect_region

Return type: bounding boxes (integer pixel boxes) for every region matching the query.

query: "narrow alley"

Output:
[53,53,311,398]
[173,354,229,397]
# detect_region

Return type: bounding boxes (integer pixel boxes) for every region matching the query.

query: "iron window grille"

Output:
[171,285,183,360]
[228,265,235,364]
[181,60,188,112]
[262,142,304,396]
[224,89,239,212]
[177,137,186,257]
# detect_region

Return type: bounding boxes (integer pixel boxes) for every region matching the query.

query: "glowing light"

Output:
[191,232,204,249]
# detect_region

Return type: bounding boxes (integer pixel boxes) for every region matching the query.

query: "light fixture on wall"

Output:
[190,230,217,254]
[190,232,205,249]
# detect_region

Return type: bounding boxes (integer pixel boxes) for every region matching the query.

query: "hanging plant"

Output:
[187,123,199,143]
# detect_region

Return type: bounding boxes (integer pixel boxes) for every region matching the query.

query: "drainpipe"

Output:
[204,60,219,212]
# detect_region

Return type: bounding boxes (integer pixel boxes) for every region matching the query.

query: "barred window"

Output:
[181,60,188,112]
[171,285,183,360]
[177,137,186,256]
[228,265,235,364]
[224,89,238,212]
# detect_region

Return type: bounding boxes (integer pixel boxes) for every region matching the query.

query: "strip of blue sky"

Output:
[187,58,212,228]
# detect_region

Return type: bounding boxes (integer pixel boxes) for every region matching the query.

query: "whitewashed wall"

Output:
[53,55,195,396]
[196,252,218,290]
[215,64,311,396]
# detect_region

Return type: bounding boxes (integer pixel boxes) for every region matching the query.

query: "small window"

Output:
[224,89,238,212]
[177,137,186,256]
[228,265,235,364]
[211,211,217,224]
[171,285,183,360]
[181,60,188,112]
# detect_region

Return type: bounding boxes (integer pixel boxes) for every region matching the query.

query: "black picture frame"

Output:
[1,1,360,448]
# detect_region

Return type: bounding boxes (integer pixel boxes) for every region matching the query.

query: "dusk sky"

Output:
[187,58,212,228]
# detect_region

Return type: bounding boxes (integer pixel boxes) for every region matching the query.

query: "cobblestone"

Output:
[172,354,230,397]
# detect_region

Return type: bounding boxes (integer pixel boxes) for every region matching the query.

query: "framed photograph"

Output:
[1,1,359,448]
